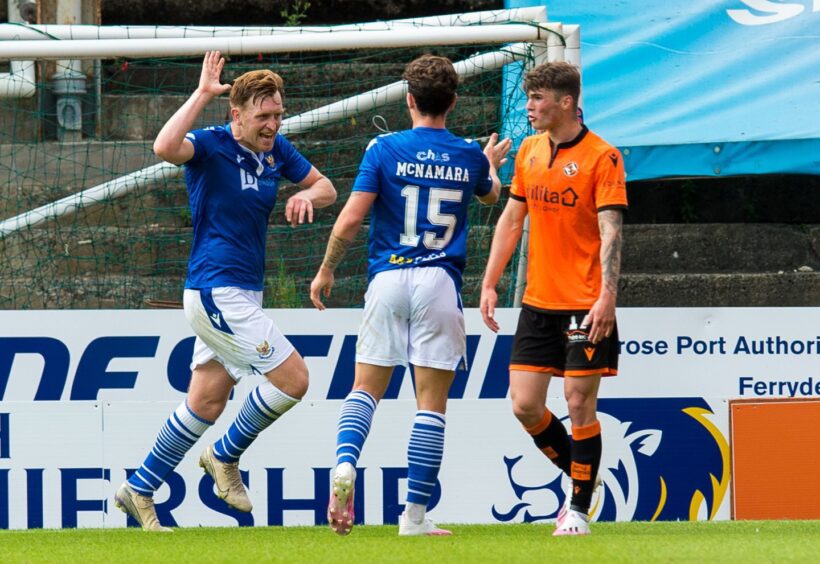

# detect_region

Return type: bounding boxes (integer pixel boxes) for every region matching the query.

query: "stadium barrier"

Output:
[1,307,818,528]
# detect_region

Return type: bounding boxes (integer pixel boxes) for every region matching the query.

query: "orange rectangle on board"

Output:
[730,398,820,520]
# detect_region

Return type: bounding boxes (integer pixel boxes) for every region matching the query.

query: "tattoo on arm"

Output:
[321,234,352,272]
[598,209,624,296]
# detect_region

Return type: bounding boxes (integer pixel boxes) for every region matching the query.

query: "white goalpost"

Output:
[0,8,580,240]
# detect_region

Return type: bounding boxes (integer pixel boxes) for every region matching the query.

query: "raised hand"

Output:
[198,51,232,98]
[483,132,512,170]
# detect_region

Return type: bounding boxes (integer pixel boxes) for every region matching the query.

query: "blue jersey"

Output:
[353,127,493,289]
[183,125,312,290]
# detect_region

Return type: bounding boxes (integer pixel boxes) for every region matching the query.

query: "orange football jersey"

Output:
[509,127,627,311]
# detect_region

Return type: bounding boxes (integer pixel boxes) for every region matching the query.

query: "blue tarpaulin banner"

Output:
[504,1,820,180]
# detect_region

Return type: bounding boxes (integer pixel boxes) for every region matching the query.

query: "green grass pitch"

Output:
[2,521,819,563]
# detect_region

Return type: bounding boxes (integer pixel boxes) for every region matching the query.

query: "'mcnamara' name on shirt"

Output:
[396,162,470,182]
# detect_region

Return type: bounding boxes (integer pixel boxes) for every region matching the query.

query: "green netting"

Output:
[0,42,538,309]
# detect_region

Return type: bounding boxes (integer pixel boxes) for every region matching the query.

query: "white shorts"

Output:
[183,287,295,381]
[356,267,466,371]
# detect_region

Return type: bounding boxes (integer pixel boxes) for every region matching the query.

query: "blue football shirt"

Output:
[352,127,493,289]
[183,124,312,290]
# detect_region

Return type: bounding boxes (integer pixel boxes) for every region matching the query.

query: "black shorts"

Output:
[509,305,619,377]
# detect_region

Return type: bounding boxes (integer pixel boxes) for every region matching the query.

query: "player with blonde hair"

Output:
[114,51,336,531]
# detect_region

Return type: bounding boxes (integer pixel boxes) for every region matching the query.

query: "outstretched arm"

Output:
[480,197,528,332]
[153,51,231,165]
[285,167,337,227]
[309,191,377,310]
[583,209,624,343]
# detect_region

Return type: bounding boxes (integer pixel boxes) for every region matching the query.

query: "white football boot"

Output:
[328,462,356,536]
[398,511,452,536]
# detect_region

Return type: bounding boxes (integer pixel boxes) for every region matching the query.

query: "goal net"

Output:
[0,9,574,309]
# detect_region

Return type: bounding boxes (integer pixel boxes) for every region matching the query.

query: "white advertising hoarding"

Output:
[0,308,817,528]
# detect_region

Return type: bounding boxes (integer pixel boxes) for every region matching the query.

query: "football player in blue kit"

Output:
[114,51,336,531]
[310,54,511,536]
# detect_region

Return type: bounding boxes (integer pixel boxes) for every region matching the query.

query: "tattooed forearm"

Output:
[598,209,624,296]
[321,234,352,272]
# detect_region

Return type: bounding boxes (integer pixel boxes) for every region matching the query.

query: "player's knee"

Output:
[268,354,309,399]
[566,393,596,426]
[188,394,227,421]
[279,369,308,399]
[288,366,309,399]
[511,397,542,427]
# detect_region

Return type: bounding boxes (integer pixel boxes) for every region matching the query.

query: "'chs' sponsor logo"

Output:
[525,185,578,207]
[491,398,729,522]
[396,162,470,183]
[415,149,450,162]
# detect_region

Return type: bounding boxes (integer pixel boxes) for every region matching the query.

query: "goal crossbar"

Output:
[0,24,555,61]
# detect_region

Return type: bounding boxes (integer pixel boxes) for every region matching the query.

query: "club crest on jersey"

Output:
[563,162,579,177]
[266,155,275,167]
[529,156,537,169]
[256,340,275,359]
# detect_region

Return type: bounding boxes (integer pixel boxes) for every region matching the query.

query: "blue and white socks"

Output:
[335,390,378,467]
[128,401,212,496]
[333,397,447,523]
[406,410,446,518]
[212,381,299,463]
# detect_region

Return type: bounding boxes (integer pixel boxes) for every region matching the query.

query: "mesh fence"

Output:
[0,41,539,309]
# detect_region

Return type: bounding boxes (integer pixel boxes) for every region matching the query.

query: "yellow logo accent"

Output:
[683,407,730,521]
[648,407,730,522]
[388,254,414,265]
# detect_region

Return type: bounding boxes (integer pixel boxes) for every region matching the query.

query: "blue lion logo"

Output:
[492,398,729,522]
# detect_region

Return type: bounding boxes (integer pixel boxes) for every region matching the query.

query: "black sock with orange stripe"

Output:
[570,420,602,514]
[524,410,571,475]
